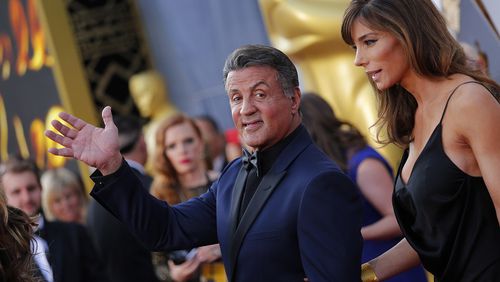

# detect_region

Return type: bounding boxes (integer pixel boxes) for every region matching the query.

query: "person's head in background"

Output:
[41,168,87,224]
[194,115,226,171]
[0,156,42,217]
[300,93,366,171]
[114,115,148,167]
[341,0,498,146]
[0,187,36,282]
[152,113,207,204]
[223,44,302,152]
[460,41,489,77]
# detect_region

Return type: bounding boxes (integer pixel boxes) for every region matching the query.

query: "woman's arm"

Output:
[365,238,421,281]
[357,158,401,240]
[452,84,500,224]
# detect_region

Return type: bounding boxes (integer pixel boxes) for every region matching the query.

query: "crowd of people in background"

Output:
[1,0,498,281]
[0,111,240,282]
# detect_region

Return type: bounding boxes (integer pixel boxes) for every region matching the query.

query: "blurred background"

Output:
[0,0,498,181]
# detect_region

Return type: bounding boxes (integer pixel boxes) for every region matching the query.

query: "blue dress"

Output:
[348,146,427,282]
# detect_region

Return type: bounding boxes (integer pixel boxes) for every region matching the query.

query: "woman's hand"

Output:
[168,258,201,282]
[196,244,222,263]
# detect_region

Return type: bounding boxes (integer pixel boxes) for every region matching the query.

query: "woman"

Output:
[301,93,426,282]
[41,167,87,224]
[341,0,500,281]
[151,114,223,282]
[0,187,36,282]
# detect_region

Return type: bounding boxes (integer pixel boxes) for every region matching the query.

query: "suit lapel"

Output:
[227,166,247,236]
[226,126,312,280]
[226,166,247,280]
[228,170,286,279]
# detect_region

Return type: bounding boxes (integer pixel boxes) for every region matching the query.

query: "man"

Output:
[86,115,159,282]
[0,156,107,282]
[46,45,363,281]
[194,115,228,172]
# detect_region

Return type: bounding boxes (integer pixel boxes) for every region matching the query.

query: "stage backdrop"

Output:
[0,0,95,184]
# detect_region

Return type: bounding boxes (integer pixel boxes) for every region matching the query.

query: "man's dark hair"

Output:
[223,44,299,97]
[113,115,144,154]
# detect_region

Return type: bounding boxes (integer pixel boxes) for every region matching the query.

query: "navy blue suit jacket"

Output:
[91,126,363,281]
[86,166,158,282]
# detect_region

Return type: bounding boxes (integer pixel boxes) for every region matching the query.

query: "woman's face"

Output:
[50,187,82,223]
[164,122,205,175]
[351,19,411,90]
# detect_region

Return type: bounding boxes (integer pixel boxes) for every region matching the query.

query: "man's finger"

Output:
[101,106,114,129]
[51,120,79,139]
[45,130,73,149]
[48,147,74,157]
[58,111,86,131]
[50,120,70,135]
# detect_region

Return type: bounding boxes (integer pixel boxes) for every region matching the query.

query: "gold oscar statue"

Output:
[259,0,402,170]
[129,70,177,172]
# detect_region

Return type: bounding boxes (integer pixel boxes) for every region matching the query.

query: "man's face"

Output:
[226,65,300,151]
[2,171,42,216]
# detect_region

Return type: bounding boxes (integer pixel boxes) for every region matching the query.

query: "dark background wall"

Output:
[135,0,269,130]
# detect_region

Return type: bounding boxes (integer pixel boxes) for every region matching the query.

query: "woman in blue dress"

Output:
[301,93,427,282]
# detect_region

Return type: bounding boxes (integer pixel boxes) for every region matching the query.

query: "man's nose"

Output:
[240,97,256,115]
[20,189,31,203]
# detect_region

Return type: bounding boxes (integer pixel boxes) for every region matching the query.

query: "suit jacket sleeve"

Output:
[297,170,363,282]
[90,161,218,251]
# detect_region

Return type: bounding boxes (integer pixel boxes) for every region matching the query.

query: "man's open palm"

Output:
[45,106,123,175]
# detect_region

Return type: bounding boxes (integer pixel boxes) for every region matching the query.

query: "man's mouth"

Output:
[243,120,262,130]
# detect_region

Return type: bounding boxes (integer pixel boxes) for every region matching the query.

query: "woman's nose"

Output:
[354,48,366,67]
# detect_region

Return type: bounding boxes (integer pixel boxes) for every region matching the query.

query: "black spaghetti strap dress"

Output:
[393,81,500,281]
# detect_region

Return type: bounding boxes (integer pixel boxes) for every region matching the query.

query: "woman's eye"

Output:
[184,138,194,145]
[365,39,377,46]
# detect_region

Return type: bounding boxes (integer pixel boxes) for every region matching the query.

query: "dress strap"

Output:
[439,81,480,123]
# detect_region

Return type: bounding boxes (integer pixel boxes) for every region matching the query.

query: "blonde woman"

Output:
[41,168,87,224]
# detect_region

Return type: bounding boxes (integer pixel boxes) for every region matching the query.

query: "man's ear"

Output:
[291,87,301,112]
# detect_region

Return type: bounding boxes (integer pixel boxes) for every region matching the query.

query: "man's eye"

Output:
[27,185,37,192]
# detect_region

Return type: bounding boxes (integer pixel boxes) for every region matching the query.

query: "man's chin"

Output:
[25,208,40,217]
